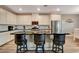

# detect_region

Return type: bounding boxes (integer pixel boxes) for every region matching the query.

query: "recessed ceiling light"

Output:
[18,8,23,11]
[43,5,48,7]
[56,8,60,11]
[37,8,40,11]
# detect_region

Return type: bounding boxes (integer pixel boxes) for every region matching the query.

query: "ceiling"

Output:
[3,5,79,14]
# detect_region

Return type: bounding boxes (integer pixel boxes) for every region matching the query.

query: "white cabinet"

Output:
[38,15,50,25]
[23,15,32,25]
[31,14,50,25]
[50,14,61,21]
[7,11,16,25]
[0,8,16,25]
[0,8,7,24]
[0,30,18,46]
[16,15,24,25]
[0,32,11,45]
[10,13,16,25]
[16,15,32,25]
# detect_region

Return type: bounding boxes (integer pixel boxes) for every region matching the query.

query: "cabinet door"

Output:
[16,15,23,25]
[11,13,16,25]
[23,15,32,25]
[38,15,50,25]
[16,15,32,25]
[7,11,11,24]
[7,11,16,24]
[0,8,7,24]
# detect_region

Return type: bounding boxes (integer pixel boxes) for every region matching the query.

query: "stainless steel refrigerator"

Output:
[51,20,62,33]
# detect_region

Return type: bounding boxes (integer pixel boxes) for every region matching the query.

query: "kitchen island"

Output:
[10,30,69,51]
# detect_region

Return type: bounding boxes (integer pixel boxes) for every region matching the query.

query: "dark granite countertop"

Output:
[11,31,69,35]
[0,30,21,33]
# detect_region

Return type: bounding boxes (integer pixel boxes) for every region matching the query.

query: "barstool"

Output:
[15,34,28,53]
[34,34,45,53]
[52,34,65,53]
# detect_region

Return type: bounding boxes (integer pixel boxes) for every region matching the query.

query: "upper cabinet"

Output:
[50,14,61,21]
[0,8,54,25]
[31,14,50,25]
[16,15,32,25]
[38,15,50,25]
[0,8,16,25]
[0,8,7,24]
[12,13,16,25]
[6,11,16,25]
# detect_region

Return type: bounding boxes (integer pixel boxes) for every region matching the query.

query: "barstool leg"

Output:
[57,45,60,52]
[42,45,44,53]
[22,45,25,53]
[25,44,28,51]
[52,43,57,53]
[57,45,64,53]
[24,44,28,52]
[52,42,54,51]
[24,41,28,51]
[16,45,19,53]
[62,45,64,53]
[20,45,22,53]
[35,45,38,53]
[55,45,57,53]
[57,45,59,53]
[16,45,21,53]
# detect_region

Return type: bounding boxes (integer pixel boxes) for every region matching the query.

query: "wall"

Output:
[61,14,79,33]
[76,14,79,28]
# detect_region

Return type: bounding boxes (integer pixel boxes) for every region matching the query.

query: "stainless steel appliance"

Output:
[51,21,62,33]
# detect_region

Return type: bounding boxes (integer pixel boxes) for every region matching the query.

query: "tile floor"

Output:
[0,36,79,53]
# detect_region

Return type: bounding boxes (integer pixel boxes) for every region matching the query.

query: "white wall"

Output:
[61,14,79,33]
[76,15,79,28]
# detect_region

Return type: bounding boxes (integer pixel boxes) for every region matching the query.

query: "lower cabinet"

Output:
[0,31,15,46]
[0,30,23,46]
[0,32,10,46]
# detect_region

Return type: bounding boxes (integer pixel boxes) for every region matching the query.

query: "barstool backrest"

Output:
[53,34,65,44]
[34,34,45,45]
[15,34,25,45]
[54,34,65,41]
